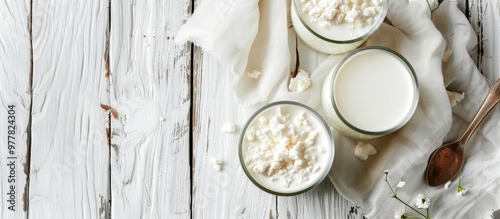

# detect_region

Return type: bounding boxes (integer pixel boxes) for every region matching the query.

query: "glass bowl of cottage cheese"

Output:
[239,101,334,196]
[291,0,388,54]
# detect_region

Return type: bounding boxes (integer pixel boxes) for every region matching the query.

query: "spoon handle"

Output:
[458,79,500,145]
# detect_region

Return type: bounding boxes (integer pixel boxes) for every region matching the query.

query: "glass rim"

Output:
[292,0,389,44]
[329,46,420,136]
[238,101,335,196]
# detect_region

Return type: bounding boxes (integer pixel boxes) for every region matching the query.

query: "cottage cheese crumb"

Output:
[221,122,236,133]
[247,70,262,79]
[442,49,453,62]
[211,158,223,171]
[289,69,311,92]
[447,91,465,107]
[354,141,377,160]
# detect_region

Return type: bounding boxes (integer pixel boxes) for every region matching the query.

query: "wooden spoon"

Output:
[425,79,500,187]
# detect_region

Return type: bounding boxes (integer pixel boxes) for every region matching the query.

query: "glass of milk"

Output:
[239,101,334,196]
[322,46,419,139]
[291,0,388,54]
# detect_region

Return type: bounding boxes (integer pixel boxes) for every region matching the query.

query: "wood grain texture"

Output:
[0,0,31,218]
[468,0,500,81]
[0,0,495,218]
[29,0,110,218]
[191,48,279,218]
[109,0,192,218]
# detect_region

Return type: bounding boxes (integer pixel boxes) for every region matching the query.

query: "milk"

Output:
[322,47,418,139]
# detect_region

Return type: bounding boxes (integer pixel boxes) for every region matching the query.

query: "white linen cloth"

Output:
[177,0,500,218]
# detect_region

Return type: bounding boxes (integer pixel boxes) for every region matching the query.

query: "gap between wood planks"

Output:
[25,0,34,214]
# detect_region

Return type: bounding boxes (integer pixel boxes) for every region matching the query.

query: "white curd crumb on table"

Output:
[221,122,236,133]
[211,158,223,171]
[247,70,262,79]
[354,141,377,160]
[289,69,311,92]
[446,90,465,107]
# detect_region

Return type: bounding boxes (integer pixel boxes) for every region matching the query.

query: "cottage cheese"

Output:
[289,69,312,92]
[447,90,465,107]
[242,103,332,193]
[292,0,386,54]
[221,122,236,133]
[211,158,223,171]
[247,70,262,79]
[354,141,377,160]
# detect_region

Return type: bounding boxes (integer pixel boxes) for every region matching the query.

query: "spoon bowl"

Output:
[425,79,500,187]
[426,141,464,187]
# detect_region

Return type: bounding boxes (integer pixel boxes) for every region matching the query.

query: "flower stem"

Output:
[393,196,427,218]
[384,173,396,196]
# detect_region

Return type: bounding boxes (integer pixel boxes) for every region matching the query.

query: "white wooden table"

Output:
[0,0,498,218]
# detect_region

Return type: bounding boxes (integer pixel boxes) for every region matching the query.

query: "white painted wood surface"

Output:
[29,0,110,218]
[109,0,192,218]
[0,0,498,218]
[0,0,31,218]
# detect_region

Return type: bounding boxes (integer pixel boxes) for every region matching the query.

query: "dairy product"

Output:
[241,103,333,194]
[211,158,223,171]
[442,49,453,62]
[446,90,465,107]
[289,69,312,92]
[322,47,418,139]
[291,0,387,54]
[247,70,262,79]
[354,141,377,160]
[221,122,236,133]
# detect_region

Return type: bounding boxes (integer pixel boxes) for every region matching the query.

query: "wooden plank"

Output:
[277,181,365,219]
[190,3,278,216]
[108,0,192,218]
[276,40,362,219]
[468,0,500,81]
[0,0,31,218]
[28,0,111,218]
[191,47,278,218]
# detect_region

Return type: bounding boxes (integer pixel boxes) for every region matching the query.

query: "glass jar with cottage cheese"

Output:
[291,0,388,54]
[322,46,419,139]
[239,101,334,196]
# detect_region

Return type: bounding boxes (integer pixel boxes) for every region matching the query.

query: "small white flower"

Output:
[394,207,406,219]
[397,179,406,188]
[457,189,467,196]
[415,194,431,209]
[457,185,467,197]
[384,169,389,174]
